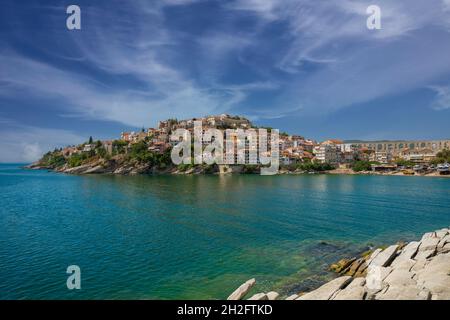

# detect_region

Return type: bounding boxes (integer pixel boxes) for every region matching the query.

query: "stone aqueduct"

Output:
[348,140,450,155]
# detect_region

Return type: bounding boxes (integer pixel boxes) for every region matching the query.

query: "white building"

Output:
[314,143,341,164]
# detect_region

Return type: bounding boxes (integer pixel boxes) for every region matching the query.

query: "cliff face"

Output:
[26,154,220,175]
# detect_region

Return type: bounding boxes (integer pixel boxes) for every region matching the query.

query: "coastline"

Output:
[26,163,450,178]
[4,164,448,299]
[228,226,450,300]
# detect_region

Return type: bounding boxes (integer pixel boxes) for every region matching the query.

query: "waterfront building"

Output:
[399,148,437,164]
[369,151,393,164]
[313,140,342,164]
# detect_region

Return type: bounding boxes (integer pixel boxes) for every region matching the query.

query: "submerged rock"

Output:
[330,258,355,273]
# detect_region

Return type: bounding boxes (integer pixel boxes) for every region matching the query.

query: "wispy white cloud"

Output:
[224,0,280,20]
[2,0,450,163]
[224,0,450,115]
[0,1,279,130]
[429,85,450,110]
[0,122,84,163]
[0,52,219,127]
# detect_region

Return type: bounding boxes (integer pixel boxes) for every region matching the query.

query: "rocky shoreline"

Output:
[26,160,450,177]
[227,227,450,300]
[25,157,214,175]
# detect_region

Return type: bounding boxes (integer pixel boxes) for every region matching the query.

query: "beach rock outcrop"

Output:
[228,227,450,300]
[227,278,256,300]
[332,277,366,300]
[294,227,450,300]
[296,276,352,300]
[266,292,280,300]
[247,293,268,300]
[369,245,399,267]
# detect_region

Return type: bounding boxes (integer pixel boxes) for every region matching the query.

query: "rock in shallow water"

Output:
[227,278,256,300]
[266,291,279,300]
[247,293,268,300]
[236,227,450,301]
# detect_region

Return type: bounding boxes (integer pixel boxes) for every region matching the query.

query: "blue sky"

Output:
[1,0,450,162]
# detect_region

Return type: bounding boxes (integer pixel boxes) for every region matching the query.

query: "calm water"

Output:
[1,163,450,299]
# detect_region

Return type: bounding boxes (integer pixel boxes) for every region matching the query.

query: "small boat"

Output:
[413,165,424,172]
[437,163,450,173]
[402,169,415,175]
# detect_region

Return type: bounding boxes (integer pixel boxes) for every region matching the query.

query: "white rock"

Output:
[332,277,366,300]
[438,234,450,249]
[435,228,449,239]
[415,236,440,260]
[369,245,399,267]
[83,165,106,174]
[418,290,432,300]
[296,276,352,300]
[391,242,420,267]
[367,248,382,265]
[415,252,450,300]
[366,266,393,294]
[420,235,440,251]
[383,263,416,287]
[284,228,450,301]
[248,293,268,300]
[375,285,429,300]
[421,232,437,241]
[227,278,256,300]
[410,258,430,272]
[266,291,279,300]
[438,242,450,254]
[391,258,415,272]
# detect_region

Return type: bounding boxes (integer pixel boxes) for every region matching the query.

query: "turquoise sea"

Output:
[1,163,449,299]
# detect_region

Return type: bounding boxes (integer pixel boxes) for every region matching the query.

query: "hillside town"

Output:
[44,114,450,175]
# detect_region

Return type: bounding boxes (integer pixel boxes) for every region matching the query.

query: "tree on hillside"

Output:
[88,136,93,144]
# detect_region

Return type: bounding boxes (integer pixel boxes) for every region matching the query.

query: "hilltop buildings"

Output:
[115,114,449,167]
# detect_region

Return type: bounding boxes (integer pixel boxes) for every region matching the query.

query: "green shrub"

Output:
[296,162,334,172]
